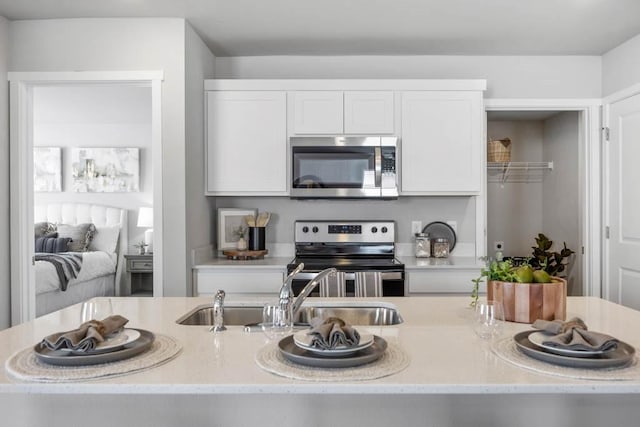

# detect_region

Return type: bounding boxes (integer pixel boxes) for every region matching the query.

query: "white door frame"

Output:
[601,82,640,302]
[8,71,164,325]
[484,98,602,298]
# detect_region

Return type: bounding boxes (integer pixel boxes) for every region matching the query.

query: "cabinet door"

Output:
[206,91,287,195]
[401,91,482,194]
[194,269,285,296]
[407,270,484,295]
[344,91,394,134]
[292,91,343,134]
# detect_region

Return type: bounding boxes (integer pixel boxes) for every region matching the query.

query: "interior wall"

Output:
[602,33,640,97]
[214,196,476,256]
[0,16,10,330]
[215,55,602,99]
[542,112,581,295]
[185,23,216,295]
[33,85,152,247]
[486,120,544,258]
[9,18,188,297]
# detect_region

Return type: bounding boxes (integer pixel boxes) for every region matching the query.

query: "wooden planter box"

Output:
[487,277,567,324]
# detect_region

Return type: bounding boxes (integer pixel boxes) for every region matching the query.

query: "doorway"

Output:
[9,71,163,325]
[484,100,601,298]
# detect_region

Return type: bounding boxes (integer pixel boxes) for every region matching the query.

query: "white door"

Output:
[605,93,640,309]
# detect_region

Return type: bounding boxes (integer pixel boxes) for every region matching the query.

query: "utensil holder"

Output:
[248,227,266,251]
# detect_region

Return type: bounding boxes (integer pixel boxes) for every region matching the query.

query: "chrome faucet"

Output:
[279,265,338,321]
[210,289,227,332]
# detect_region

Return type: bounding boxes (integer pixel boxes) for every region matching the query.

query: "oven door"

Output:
[290,271,405,297]
[290,137,383,198]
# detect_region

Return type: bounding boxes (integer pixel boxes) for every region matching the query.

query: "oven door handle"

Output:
[293,271,403,281]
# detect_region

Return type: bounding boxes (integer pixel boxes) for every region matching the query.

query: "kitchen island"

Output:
[1,296,640,426]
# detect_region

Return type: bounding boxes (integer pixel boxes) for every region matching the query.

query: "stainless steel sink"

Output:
[176,302,403,326]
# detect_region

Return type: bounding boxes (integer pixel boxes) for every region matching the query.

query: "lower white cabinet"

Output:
[407,269,485,295]
[193,268,285,296]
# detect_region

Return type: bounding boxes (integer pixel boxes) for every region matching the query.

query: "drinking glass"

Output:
[473,300,505,340]
[80,298,113,323]
[261,304,293,341]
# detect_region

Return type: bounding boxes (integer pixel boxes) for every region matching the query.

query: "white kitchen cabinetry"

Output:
[401,91,483,195]
[407,269,484,295]
[206,91,287,195]
[291,91,394,134]
[193,268,286,297]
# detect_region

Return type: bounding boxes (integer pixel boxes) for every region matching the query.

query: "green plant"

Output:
[470,259,518,307]
[531,233,575,277]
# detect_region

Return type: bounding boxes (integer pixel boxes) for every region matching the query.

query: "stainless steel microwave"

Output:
[290,136,398,199]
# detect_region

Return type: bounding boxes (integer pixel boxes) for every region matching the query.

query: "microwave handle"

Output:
[374,146,382,187]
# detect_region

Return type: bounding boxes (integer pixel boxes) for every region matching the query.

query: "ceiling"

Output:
[1,0,639,57]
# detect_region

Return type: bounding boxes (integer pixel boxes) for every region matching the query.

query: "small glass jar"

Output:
[432,238,450,258]
[414,233,431,258]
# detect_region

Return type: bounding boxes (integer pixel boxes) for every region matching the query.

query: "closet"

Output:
[486,111,582,295]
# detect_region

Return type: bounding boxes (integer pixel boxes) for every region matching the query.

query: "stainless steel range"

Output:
[287,220,405,297]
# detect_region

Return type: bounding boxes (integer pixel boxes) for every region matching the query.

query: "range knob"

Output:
[312,226,319,233]
[302,226,309,233]
[381,226,388,233]
[371,226,378,233]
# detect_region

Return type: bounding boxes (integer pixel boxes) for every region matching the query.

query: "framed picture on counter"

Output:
[217,208,257,250]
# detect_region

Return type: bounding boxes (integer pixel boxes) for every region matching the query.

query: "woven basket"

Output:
[487,138,511,162]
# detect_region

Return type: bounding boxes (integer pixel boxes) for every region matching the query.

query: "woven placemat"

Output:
[492,336,640,381]
[255,341,410,381]
[5,334,182,383]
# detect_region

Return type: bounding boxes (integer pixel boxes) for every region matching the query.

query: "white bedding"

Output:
[35,251,117,295]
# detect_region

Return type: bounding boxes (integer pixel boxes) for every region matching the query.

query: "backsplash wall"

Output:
[213,196,476,253]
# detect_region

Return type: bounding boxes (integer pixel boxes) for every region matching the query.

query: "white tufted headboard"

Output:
[34,203,128,296]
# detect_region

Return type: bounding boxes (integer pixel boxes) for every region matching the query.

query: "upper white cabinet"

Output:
[292,91,344,134]
[206,91,287,195]
[344,91,395,134]
[401,91,483,195]
[291,91,395,135]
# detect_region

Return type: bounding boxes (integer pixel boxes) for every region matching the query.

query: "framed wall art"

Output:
[71,147,140,192]
[34,147,62,192]
[217,208,257,250]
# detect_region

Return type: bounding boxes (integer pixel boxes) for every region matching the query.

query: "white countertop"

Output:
[399,256,484,270]
[194,256,483,270]
[2,296,640,395]
[193,256,292,269]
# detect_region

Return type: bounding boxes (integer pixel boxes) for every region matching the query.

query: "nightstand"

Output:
[124,254,153,296]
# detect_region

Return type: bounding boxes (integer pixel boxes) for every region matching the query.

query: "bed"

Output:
[34,203,127,317]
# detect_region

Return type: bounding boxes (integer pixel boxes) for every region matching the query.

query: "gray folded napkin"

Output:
[532,317,618,352]
[307,317,361,350]
[41,315,129,352]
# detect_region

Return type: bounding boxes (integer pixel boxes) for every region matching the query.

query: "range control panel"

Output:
[294,221,395,243]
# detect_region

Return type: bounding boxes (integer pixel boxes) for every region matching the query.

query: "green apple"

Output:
[533,270,552,283]
[515,265,534,283]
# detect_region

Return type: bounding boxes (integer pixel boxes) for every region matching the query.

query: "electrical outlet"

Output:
[411,221,423,235]
[446,220,457,234]
[494,241,504,251]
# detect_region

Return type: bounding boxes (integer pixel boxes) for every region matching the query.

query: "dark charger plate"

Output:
[278,335,387,368]
[514,330,635,369]
[34,328,155,367]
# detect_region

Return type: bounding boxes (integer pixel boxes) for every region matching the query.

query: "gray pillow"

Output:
[34,222,57,238]
[35,236,72,253]
[57,223,97,252]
